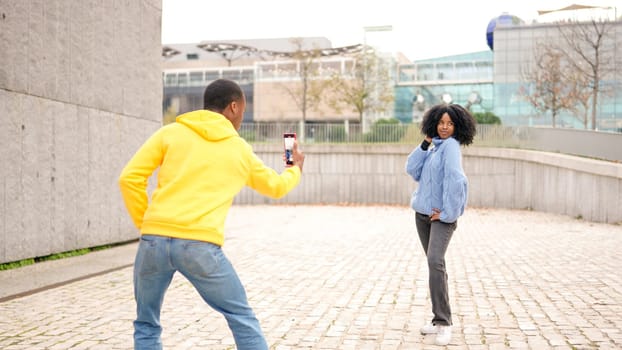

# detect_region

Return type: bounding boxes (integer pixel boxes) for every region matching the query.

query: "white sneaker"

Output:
[420,323,438,334]
[435,325,452,346]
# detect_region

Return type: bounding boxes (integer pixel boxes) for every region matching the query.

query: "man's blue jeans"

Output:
[133,235,268,350]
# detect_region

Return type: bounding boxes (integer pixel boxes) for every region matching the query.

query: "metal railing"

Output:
[238,122,413,144]
[238,122,622,162]
[238,123,536,145]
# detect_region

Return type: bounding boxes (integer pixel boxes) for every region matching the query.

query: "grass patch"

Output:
[0,244,115,271]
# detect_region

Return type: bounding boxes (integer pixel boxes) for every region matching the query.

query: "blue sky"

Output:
[162,0,621,61]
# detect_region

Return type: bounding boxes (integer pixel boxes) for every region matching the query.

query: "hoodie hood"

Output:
[176,110,238,141]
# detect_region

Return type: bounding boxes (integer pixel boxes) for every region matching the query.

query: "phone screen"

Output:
[283,133,296,166]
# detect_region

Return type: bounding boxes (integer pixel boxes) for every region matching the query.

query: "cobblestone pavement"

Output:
[0,205,621,350]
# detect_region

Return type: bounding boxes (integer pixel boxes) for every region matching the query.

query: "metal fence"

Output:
[239,122,622,162]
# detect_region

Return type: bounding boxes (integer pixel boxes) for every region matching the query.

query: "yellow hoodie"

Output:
[118,110,301,246]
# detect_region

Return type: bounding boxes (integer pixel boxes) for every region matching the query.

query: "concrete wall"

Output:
[235,144,622,224]
[0,1,162,264]
[464,147,622,223]
[527,127,622,163]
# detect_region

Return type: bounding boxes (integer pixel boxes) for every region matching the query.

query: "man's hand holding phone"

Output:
[283,133,305,172]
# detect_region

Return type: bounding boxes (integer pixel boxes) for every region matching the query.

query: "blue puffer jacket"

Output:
[405,137,468,223]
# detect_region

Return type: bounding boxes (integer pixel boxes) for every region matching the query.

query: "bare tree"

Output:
[565,69,592,129]
[325,48,394,124]
[519,43,575,127]
[556,19,617,130]
[279,38,329,140]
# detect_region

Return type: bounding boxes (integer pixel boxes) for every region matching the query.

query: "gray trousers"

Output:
[415,212,457,326]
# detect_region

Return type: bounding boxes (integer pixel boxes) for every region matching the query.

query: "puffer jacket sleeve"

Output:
[405,146,429,181]
[440,140,468,223]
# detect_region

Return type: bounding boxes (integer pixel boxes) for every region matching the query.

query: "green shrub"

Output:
[473,111,502,124]
[239,130,256,142]
[364,118,406,142]
[324,125,347,142]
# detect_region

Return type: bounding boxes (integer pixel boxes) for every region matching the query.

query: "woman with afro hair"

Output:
[405,103,476,346]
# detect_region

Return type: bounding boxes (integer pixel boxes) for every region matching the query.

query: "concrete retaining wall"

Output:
[236,144,622,224]
[0,1,162,264]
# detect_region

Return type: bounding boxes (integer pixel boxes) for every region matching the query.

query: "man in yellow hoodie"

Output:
[119,79,304,350]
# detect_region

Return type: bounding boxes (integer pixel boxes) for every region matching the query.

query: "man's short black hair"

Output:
[203,79,244,112]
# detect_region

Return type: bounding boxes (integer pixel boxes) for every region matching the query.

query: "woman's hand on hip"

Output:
[430,208,441,221]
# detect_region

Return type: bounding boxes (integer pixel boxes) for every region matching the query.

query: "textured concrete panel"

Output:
[140,2,165,121]
[68,2,93,108]
[1,93,25,262]
[88,2,107,112]
[53,1,72,102]
[22,96,55,258]
[41,98,67,256]
[0,96,4,262]
[72,106,92,249]
[0,0,29,92]
[53,103,90,253]
[232,146,622,224]
[26,0,47,98]
[2,0,162,119]
[86,109,113,246]
[0,1,163,263]
[0,90,17,262]
[116,116,161,238]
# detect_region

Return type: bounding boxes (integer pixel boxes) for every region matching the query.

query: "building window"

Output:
[189,71,203,83]
[178,73,188,85]
[240,69,254,81]
[276,62,297,78]
[223,70,241,80]
[437,63,453,80]
[206,71,220,81]
[417,63,434,81]
[165,73,177,85]
[186,53,199,60]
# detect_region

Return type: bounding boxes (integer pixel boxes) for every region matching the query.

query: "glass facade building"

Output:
[163,19,622,132]
[493,21,622,130]
[395,51,493,123]
[395,16,622,131]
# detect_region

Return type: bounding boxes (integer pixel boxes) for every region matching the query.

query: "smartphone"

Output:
[283,132,296,166]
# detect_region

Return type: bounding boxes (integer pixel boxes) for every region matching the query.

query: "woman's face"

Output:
[437,112,455,139]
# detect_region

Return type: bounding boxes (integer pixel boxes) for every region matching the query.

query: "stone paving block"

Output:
[1,206,622,349]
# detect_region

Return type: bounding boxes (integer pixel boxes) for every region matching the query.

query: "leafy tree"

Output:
[163,103,177,125]
[325,48,394,124]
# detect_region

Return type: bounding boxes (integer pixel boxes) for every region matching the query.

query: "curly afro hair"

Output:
[420,104,477,146]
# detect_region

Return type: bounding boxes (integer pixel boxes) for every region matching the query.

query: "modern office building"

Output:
[493,20,622,129]
[163,7,622,131]
[162,37,403,128]
[395,50,494,123]
[397,10,621,131]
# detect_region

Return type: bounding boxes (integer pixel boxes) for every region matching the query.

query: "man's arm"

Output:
[247,141,305,199]
[118,131,164,229]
